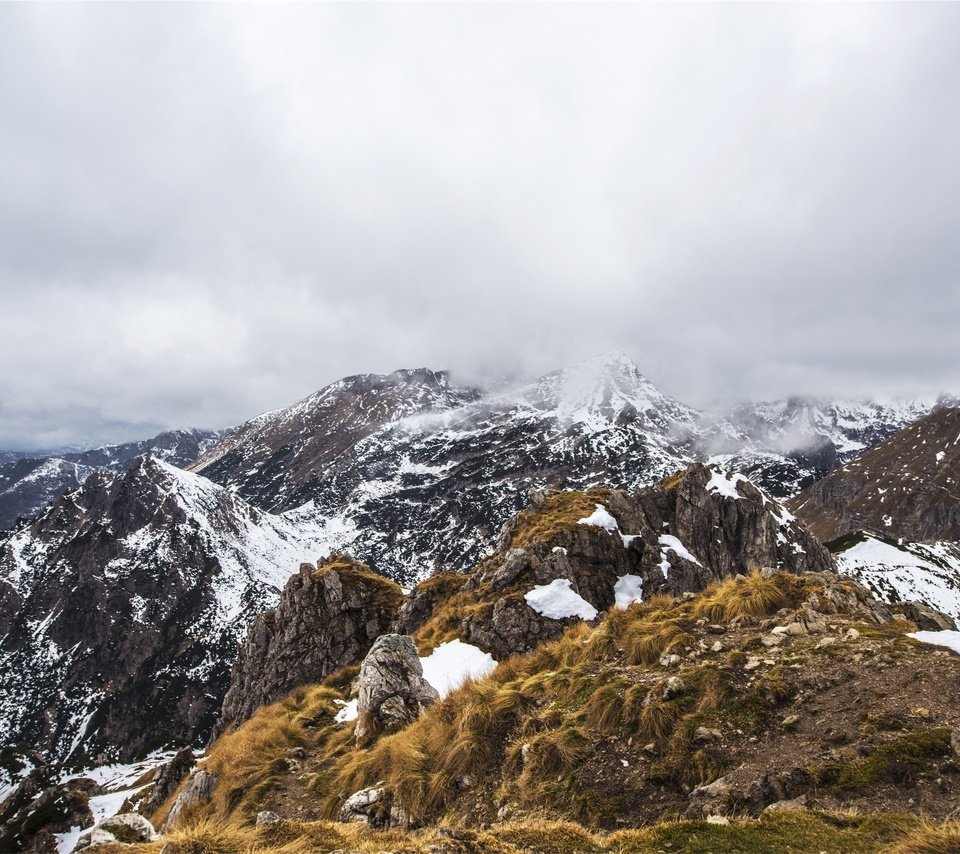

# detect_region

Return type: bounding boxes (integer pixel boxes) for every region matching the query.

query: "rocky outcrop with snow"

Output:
[353,634,439,744]
[0,456,327,764]
[214,556,404,736]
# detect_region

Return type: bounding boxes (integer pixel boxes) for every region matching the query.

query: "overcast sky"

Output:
[1,3,958,449]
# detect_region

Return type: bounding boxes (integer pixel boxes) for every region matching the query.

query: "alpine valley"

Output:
[2,353,960,854]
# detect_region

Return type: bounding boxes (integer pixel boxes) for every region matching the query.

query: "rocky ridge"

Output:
[190,354,926,582]
[0,427,228,531]
[0,457,328,764]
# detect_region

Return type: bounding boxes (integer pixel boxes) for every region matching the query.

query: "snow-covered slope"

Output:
[196,355,746,581]
[0,428,229,531]
[0,457,327,764]
[715,397,943,497]
[195,354,937,582]
[834,533,960,623]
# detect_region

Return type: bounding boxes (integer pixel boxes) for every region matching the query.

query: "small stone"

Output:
[815,636,837,649]
[744,657,762,671]
[782,714,800,728]
[659,653,682,667]
[784,622,807,636]
[706,625,726,635]
[762,633,785,647]
[710,641,724,653]
[663,676,686,700]
[643,742,656,754]
[844,628,861,642]
[764,794,809,813]
[256,811,282,826]
[693,727,722,743]
[771,626,789,635]
[913,707,932,719]
[706,815,730,825]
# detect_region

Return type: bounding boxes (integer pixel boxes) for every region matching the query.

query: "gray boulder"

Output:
[354,635,439,744]
[898,601,957,631]
[74,813,156,850]
[161,769,217,832]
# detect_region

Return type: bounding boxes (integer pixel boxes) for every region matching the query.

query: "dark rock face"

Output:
[898,601,957,631]
[353,634,439,744]
[140,747,196,816]
[214,558,405,735]
[445,464,834,659]
[789,407,960,543]
[0,428,228,532]
[0,773,94,853]
[0,456,321,764]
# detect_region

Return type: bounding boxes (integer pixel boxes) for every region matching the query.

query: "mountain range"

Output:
[0,354,955,767]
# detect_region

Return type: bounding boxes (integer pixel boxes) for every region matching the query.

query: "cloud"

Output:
[0,3,957,448]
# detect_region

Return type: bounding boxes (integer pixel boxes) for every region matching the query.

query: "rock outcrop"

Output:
[138,747,196,816]
[215,556,405,735]
[0,773,94,853]
[75,813,157,850]
[161,768,217,832]
[441,464,834,658]
[353,634,439,744]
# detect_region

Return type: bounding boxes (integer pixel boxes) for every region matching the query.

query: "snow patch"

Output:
[577,504,619,533]
[705,468,748,500]
[907,630,960,656]
[614,575,644,609]
[334,699,359,723]
[524,579,598,620]
[419,639,497,698]
[658,534,701,566]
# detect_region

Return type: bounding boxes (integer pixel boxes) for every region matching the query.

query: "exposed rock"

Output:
[256,811,282,826]
[215,556,404,735]
[161,769,217,832]
[450,463,833,659]
[354,635,439,744]
[764,794,809,813]
[898,601,957,631]
[0,773,93,854]
[75,813,156,849]
[139,747,195,816]
[663,676,686,700]
[685,775,734,818]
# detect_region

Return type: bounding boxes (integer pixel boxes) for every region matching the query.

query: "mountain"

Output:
[193,355,935,582]
[833,532,960,623]
[0,456,326,765]
[713,396,943,498]
[193,355,742,581]
[0,428,229,531]
[788,406,960,544]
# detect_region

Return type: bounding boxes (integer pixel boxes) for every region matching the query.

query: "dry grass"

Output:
[508,490,614,549]
[888,820,960,854]
[693,570,791,622]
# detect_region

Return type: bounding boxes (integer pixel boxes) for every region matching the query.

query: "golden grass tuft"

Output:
[888,821,960,854]
[621,617,692,665]
[509,490,613,549]
[693,570,789,622]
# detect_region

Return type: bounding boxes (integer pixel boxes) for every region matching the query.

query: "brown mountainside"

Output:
[788,406,960,543]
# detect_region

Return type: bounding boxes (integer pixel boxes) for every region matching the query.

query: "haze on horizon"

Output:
[1,3,958,450]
